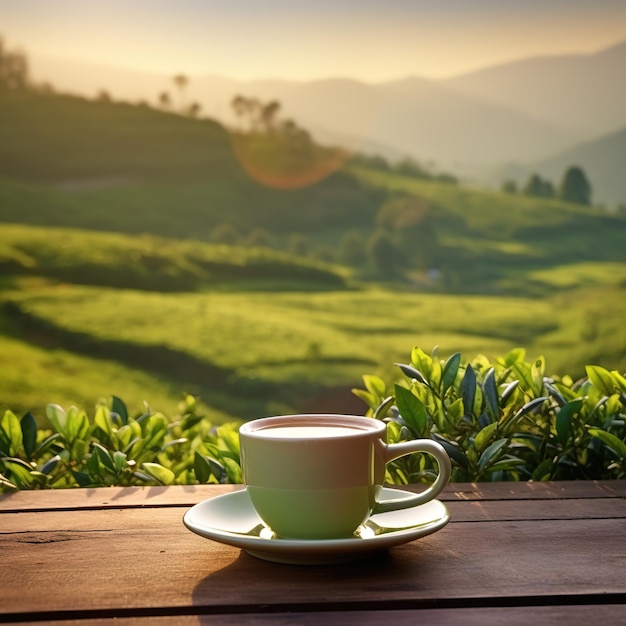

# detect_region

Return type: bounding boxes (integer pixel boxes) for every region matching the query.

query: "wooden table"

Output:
[1,481,624,625]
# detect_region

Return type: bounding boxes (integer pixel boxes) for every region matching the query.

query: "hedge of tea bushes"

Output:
[1,348,625,491]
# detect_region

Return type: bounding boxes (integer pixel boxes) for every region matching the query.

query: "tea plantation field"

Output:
[2,223,624,422]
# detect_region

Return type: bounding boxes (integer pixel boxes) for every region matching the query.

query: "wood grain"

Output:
[1,481,624,623]
[1,480,623,513]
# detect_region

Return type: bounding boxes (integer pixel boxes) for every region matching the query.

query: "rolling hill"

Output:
[0,89,624,419]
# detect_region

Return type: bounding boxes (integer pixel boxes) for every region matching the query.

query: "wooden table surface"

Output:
[1,481,624,625]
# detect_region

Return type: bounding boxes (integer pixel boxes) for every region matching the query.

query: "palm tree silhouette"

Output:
[172,74,188,112]
[158,91,171,110]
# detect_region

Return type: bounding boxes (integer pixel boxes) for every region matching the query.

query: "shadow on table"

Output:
[191,544,438,623]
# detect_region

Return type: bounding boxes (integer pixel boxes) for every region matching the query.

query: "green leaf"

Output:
[3,459,34,489]
[34,432,61,457]
[113,451,128,472]
[395,363,429,386]
[111,396,129,425]
[447,397,464,424]
[531,357,545,395]
[222,457,243,483]
[487,457,526,473]
[194,452,212,483]
[46,404,69,440]
[373,396,394,420]
[555,399,582,446]
[351,388,377,409]
[474,422,498,454]
[142,462,175,485]
[94,406,114,444]
[499,380,520,405]
[0,471,19,491]
[92,443,116,472]
[512,396,548,422]
[410,346,432,379]
[461,364,476,417]
[394,384,427,436]
[66,406,89,445]
[512,361,535,394]
[585,365,616,397]
[588,428,626,459]
[20,413,37,460]
[531,458,554,481]
[501,347,526,366]
[362,375,386,398]
[140,414,168,450]
[441,352,461,394]
[40,454,61,475]
[72,470,92,487]
[482,368,499,419]
[478,438,508,470]
[217,427,240,456]
[431,433,469,469]
[1,410,22,457]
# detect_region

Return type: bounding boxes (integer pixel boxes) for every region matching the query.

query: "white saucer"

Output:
[183,487,450,564]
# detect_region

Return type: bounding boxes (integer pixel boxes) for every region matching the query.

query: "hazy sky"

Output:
[2,0,626,81]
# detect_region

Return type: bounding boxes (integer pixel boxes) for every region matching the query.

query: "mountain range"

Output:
[28,40,626,204]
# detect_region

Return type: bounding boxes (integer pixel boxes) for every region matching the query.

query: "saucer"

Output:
[183,487,450,564]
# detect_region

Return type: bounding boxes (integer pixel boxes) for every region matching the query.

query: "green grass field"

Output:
[2,237,624,420]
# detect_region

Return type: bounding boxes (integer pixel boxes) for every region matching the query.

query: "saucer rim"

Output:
[183,487,450,557]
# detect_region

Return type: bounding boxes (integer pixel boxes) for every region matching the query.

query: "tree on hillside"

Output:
[559,166,592,205]
[288,234,309,257]
[376,194,439,269]
[260,100,281,132]
[187,101,202,118]
[172,74,189,112]
[158,91,171,110]
[368,231,403,277]
[501,179,518,194]
[339,230,367,268]
[0,36,29,90]
[231,94,248,128]
[522,173,554,198]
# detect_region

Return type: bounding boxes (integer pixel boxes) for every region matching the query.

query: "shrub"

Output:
[353,347,625,482]
[0,395,241,492]
[1,347,624,492]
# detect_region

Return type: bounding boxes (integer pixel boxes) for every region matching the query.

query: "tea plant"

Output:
[1,347,625,491]
[0,395,241,492]
[353,347,626,483]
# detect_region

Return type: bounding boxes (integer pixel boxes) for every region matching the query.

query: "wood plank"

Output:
[0,484,241,513]
[7,605,625,625]
[1,506,624,618]
[447,480,626,500]
[1,481,623,513]
[1,496,623,529]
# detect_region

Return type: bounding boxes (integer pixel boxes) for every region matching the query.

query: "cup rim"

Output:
[239,414,385,440]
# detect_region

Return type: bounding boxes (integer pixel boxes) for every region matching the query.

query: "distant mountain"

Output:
[27,42,626,179]
[229,75,577,168]
[446,40,626,138]
[28,55,578,170]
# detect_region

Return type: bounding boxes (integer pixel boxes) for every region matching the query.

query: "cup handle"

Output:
[372,439,452,514]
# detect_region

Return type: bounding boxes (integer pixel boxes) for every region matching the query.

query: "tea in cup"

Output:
[238,414,451,540]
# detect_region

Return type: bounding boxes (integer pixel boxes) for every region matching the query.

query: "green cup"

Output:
[239,414,451,540]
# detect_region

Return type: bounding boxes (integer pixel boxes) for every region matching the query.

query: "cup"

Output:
[238,414,451,540]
